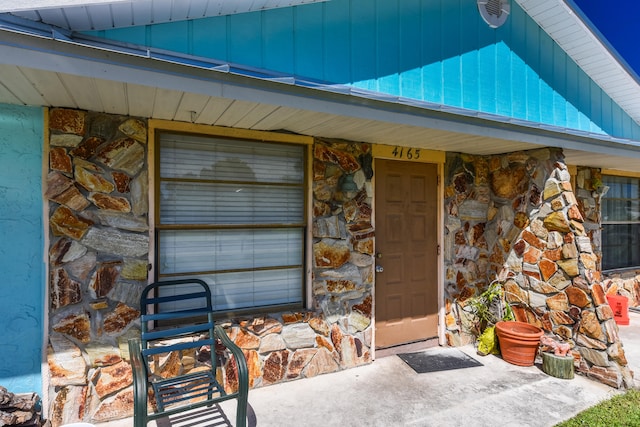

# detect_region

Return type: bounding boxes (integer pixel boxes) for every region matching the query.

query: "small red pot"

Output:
[606,294,630,326]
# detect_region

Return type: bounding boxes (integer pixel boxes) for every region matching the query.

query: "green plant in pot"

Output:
[460,280,514,356]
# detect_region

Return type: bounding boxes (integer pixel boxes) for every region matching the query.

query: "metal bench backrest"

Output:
[139,279,217,371]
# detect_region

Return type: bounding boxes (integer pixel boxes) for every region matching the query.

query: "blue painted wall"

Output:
[0,104,44,394]
[89,0,640,141]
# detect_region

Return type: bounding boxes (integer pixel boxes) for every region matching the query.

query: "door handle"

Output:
[375,265,384,273]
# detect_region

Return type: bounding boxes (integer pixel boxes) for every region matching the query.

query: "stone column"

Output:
[499,160,633,388]
[311,139,374,368]
[46,109,148,425]
[443,148,633,388]
[443,149,556,345]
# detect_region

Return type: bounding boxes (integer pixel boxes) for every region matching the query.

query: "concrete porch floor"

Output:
[97,311,640,427]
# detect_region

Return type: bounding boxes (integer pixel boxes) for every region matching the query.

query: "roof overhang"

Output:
[1,21,640,172]
[4,0,640,133]
[517,0,640,128]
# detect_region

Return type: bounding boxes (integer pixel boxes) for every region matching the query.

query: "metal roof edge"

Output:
[0,12,72,40]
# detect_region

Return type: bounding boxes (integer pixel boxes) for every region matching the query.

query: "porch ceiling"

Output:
[1,29,640,173]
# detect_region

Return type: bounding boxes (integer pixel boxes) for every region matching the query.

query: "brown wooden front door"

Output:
[375,159,439,348]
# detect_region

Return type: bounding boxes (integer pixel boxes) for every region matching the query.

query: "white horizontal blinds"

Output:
[156,282,207,313]
[158,229,303,274]
[158,270,303,312]
[160,134,304,225]
[159,182,303,224]
[160,134,303,184]
[157,132,305,311]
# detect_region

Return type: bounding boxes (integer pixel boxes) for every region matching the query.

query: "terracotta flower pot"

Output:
[495,321,543,366]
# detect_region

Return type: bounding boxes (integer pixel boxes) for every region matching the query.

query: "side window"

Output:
[156,131,306,312]
[601,175,640,270]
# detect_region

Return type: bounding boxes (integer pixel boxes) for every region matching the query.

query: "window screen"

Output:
[601,175,640,270]
[157,132,306,312]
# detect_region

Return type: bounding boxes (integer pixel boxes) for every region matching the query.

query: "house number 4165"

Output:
[392,146,421,160]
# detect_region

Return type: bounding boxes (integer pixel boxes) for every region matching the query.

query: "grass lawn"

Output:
[555,389,640,426]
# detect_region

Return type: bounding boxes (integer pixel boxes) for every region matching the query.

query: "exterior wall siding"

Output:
[0,103,44,394]
[88,0,640,141]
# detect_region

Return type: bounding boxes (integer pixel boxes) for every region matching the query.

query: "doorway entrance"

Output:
[374,159,439,348]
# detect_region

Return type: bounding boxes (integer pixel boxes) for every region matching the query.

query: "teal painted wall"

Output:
[89,0,640,141]
[0,104,44,394]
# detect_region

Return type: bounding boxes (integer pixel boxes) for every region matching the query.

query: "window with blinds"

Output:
[601,175,640,270]
[156,132,306,312]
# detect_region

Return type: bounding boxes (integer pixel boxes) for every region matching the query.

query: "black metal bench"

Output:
[128,279,248,427]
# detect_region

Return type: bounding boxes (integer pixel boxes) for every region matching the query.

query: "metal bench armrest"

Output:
[128,337,149,427]
[215,325,249,426]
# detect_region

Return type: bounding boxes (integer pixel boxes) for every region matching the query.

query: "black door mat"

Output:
[398,347,483,374]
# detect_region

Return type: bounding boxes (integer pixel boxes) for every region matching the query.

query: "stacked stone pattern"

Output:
[46,109,149,426]
[603,274,640,307]
[443,150,558,343]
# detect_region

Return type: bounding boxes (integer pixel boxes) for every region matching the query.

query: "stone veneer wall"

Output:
[46,108,150,425]
[45,109,373,425]
[443,149,558,345]
[602,272,640,307]
[444,148,633,388]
